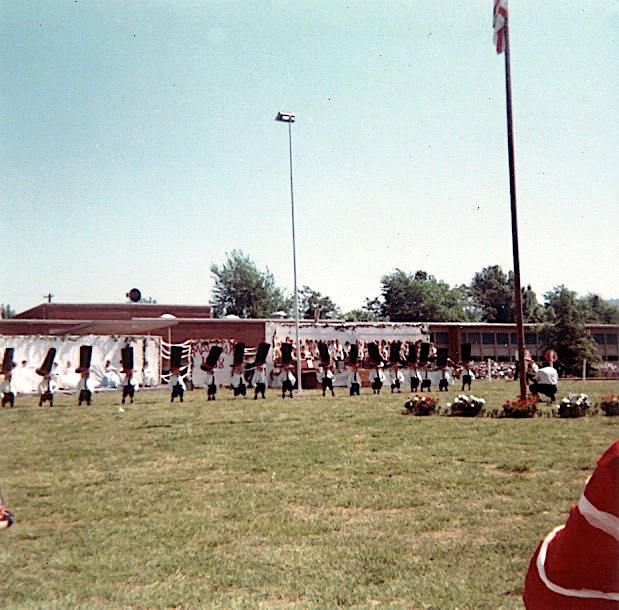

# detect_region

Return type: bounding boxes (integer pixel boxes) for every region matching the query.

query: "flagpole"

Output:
[502,20,527,400]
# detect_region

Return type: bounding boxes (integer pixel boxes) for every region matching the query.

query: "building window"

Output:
[434,332,449,345]
[592,333,605,345]
[606,334,618,345]
[468,332,481,345]
[510,333,517,344]
[607,355,618,361]
[496,332,509,345]
[524,332,537,345]
[482,333,495,345]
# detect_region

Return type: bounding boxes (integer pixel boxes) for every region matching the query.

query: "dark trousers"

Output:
[2,392,15,408]
[254,382,266,399]
[391,380,401,393]
[171,384,184,402]
[122,385,135,404]
[349,383,360,396]
[40,391,54,407]
[322,377,335,396]
[372,380,383,394]
[207,383,217,400]
[410,377,419,391]
[281,380,293,398]
[233,384,247,397]
[461,374,472,391]
[78,389,92,406]
[529,382,557,401]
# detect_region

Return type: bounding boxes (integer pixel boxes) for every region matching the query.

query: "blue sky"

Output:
[1,1,617,315]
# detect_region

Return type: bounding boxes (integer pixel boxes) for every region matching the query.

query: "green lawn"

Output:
[1,380,617,609]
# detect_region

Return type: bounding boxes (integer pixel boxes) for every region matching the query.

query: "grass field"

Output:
[1,380,617,609]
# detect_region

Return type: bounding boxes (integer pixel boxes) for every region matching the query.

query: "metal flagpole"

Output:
[276,112,303,395]
[501,15,528,400]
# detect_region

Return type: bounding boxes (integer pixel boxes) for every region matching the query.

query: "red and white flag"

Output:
[493,0,508,54]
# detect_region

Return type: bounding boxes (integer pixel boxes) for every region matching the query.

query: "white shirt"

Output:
[252,369,268,386]
[76,377,95,392]
[537,366,558,385]
[230,373,246,388]
[278,370,296,386]
[38,378,58,394]
[390,370,404,384]
[372,369,385,383]
[121,373,137,388]
[319,367,334,380]
[0,380,15,394]
[347,370,361,387]
[168,374,186,390]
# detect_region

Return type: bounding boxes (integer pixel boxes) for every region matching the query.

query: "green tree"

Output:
[1,304,16,319]
[210,250,291,318]
[344,297,384,322]
[579,294,619,324]
[298,286,341,320]
[540,286,600,376]
[470,266,543,323]
[378,269,469,322]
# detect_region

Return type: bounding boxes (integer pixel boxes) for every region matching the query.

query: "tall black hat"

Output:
[1,348,16,375]
[317,341,330,365]
[281,342,293,365]
[348,344,359,366]
[255,342,271,366]
[418,342,430,364]
[76,345,92,373]
[436,348,449,368]
[461,342,472,363]
[367,342,382,366]
[201,345,223,371]
[170,345,184,371]
[389,341,402,364]
[407,343,418,364]
[121,346,134,372]
[36,348,57,377]
[233,342,246,366]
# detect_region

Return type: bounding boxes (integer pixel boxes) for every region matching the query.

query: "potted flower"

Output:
[446,394,485,417]
[597,394,619,417]
[402,394,439,416]
[502,395,538,418]
[558,393,592,418]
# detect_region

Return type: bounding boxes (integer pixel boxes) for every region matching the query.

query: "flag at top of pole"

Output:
[493,0,508,54]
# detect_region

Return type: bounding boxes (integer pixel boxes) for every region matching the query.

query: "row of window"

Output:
[432,331,618,347]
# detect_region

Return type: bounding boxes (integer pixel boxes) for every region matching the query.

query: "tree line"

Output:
[210,250,618,327]
[209,251,618,376]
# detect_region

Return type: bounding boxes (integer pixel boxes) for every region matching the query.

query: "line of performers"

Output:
[166,340,476,402]
[0,345,139,408]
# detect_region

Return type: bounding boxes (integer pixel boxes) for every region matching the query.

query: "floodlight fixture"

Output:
[275,111,295,123]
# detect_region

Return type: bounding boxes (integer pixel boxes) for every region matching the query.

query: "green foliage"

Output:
[0,383,617,608]
[378,269,470,322]
[541,285,600,375]
[1,303,16,319]
[210,250,291,318]
[470,266,543,323]
[298,285,341,320]
[579,293,619,324]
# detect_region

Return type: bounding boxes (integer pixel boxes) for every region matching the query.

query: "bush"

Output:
[445,394,485,417]
[598,394,619,416]
[502,395,537,418]
[558,393,592,418]
[402,395,439,416]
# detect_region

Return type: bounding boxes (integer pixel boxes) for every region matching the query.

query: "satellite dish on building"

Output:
[127,288,142,303]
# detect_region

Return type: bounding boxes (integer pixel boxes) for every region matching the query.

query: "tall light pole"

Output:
[275,111,302,394]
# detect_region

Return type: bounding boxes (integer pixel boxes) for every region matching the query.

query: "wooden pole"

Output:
[503,21,527,400]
